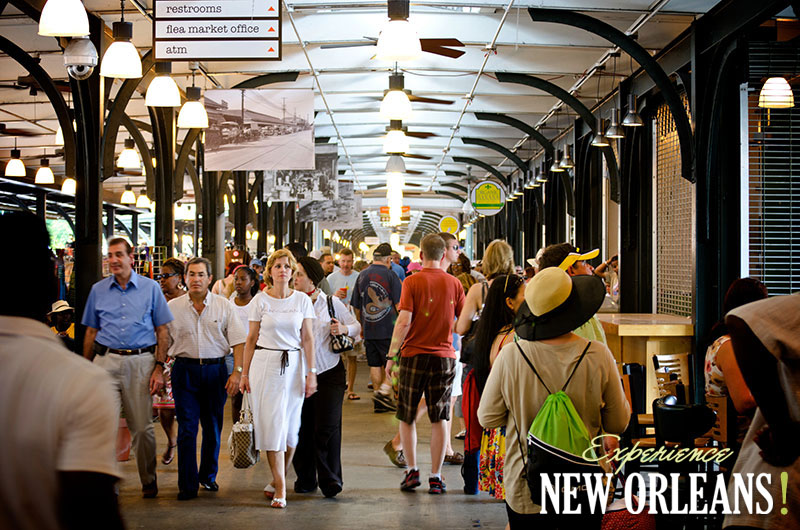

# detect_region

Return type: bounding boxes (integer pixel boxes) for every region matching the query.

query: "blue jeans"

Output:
[171,359,228,494]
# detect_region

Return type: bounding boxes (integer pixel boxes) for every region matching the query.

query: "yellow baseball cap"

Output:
[557,248,599,271]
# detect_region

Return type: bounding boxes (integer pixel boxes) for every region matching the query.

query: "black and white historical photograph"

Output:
[298,181,362,229]
[263,143,338,202]
[203,89,314,171]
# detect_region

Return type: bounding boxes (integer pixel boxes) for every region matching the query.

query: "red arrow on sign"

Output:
[268,47,275,52]
[268,5,275,10]
[268,26,275,32]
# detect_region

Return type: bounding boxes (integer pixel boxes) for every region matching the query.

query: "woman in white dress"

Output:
[240,249,317,509]
[291,257,360,498]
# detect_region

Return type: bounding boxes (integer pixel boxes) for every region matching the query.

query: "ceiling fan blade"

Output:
[406,169,424,175]
[320,37,377,50]
[405,131,437,139]
[401,153,432,160]
[408,94,454,105]
[0,124,41,136]
[16,75,71,93]
[420,38,465,59]
[445,170,466,177]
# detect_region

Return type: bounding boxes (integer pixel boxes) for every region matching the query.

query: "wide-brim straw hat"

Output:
[514,267,605,341]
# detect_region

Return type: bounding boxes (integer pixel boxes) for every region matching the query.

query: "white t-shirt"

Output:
[229,292,256,330]
[327,270,360,306]
[249,290,316,351]
[0,316,119,530]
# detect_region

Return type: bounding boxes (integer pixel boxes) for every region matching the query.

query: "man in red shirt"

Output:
[386,234,465,494]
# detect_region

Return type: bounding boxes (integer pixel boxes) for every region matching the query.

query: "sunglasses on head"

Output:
[155,272,179,281]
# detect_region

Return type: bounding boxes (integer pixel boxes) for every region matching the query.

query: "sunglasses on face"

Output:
[155,272,179,281]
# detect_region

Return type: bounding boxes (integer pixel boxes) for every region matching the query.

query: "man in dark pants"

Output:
[167,257,246,500]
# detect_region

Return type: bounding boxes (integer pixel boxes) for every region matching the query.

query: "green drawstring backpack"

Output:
[514,342,604,512]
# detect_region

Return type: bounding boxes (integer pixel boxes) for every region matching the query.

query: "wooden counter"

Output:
[598,313,694,411]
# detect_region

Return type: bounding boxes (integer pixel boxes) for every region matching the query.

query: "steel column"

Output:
[150,107,176,252]
[233,171,248,249]
[131,212,139,246]
[35,190,46,219]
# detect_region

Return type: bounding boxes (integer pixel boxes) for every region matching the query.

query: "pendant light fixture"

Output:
[136,189,150,208]
[35,158,55,184]
[592,118,610,147]
[560,145,575,169]
[178,66,209,128]
[385,154,406,173]
[606,109,625,139]
[61,177,76,194]
[117,138,140,169]
[380,70,413,121]
[5,139,25,177]
[384,120,409,154]
[758,77,795,109]
[146,62,181,107]
[38,0,89,36]
[120,184,136,204]
[550,149,565,172]
[536,163,548,184]
[100,0,142,79]
[376,0,422,62]
[622,93,643,127]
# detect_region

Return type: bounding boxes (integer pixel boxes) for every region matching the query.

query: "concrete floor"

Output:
[117,364,508,529]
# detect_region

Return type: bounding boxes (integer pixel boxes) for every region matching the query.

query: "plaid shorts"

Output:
[396,355,456,424]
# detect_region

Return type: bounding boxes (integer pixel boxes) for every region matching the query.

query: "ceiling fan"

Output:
[0,75,71,95]
[0,123,43,137]
[366,72,455,110]
[319,0,465,59]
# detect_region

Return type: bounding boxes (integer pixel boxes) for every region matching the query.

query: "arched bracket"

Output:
[435,190,464,202]
[102,50,155,180]
[0,35,75,178]
[559,173,575,217]
[53,204,76,235]
[186,163,202,216]
[474,112,554,157]
[441,182,468,194]
[460,137,529,178]
[120,114,156,199]
[174,128,202,202]
[496,72,620,202]
[452,156,508,187]
[527,8,694,183]
[533,187,544,225]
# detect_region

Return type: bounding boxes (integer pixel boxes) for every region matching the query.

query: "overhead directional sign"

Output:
[154,0,281,61]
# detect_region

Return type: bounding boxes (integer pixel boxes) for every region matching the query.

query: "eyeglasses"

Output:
[450,245,461,251]
[155,272,179,281]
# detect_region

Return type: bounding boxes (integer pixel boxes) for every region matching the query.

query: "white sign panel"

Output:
[154,0,281,61]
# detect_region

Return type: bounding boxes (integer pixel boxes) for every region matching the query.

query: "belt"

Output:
[97,343,155,356]
[257,346,299,375]
[174,356,226,366]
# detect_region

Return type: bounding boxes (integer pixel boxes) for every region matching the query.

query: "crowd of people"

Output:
[2,210,799,530]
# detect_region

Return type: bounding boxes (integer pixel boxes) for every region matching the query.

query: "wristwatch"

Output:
[308,367,318,374]
[236,365,243,373]
[155,361,166,369]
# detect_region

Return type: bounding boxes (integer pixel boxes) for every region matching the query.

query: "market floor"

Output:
[117,364,508,529]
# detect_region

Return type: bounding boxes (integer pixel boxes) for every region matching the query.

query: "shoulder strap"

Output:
[326,294,336,320]
[561,342,592,392]
[481,282,488,304]
[515,342,552,394]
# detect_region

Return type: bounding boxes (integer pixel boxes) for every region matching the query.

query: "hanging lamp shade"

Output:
[5,149,26,177]
[385,154,406,173]
[384,129,409,154]
[592,119,610,147]
[559,145,575,169]
[606,109,625,139]
[61,177,76,194]
[376,20,422,62]
[35,159,55,184]
[136,190,150,208]
[120,185,136,204]
[758,77,795,109]
[622,93,643,127]
[117,138,140,169]
[55,125,64,146]
[101,21,142,79]
[177,86,209,128]
[380,89,413,121]
[39,0,89,36]
[146,62,181,107]
[550,150,565,172]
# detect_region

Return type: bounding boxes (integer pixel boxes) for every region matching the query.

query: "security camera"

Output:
[64,36,98,81]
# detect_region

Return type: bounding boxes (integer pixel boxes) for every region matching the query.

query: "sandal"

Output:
[263,484,275,500]
[270,497,287,509]
[347,392,361,400]
[162,442,177,465]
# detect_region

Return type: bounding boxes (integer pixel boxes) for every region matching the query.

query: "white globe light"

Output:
[384,130,409,154]
[380,90,412,121]
[117,139,141,169]
[178,88,209,128]
[35,160,55,184]
[39,0,89,36]
[758,77,795,109]
[101,39,142,78]
[146,67,181,107]
[376,20,422,62]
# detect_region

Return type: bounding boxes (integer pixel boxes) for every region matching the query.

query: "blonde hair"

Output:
[264,248,297,288]
[482,240,515,280]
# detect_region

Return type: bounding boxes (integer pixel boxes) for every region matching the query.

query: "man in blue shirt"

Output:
[82,238,173,499]
[391,250,406,282]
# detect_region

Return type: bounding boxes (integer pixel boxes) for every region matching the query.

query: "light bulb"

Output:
[100,21,142,78]
[376,20,422,62]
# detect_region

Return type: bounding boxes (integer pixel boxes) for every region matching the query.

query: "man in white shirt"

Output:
[327,248,361,400]
[168,257,247,500]
[0,212,123,530]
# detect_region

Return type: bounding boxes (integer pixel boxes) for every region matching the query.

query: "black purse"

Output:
[326,295,354,354]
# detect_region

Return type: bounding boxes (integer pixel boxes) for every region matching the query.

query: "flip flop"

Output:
[270,498,286,509]
[263,484,275,500]
[347,392,361,400]
[162,442,177,465]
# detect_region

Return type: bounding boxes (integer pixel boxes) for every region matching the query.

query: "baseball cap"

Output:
[373,243,393,259]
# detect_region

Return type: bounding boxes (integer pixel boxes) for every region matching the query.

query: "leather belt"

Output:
[174,356,226,366]
[257,346,299,375]
[97,343,155,356]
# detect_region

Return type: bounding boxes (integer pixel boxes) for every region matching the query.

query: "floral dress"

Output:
[704,334,751,442]
[478,331,514,499]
